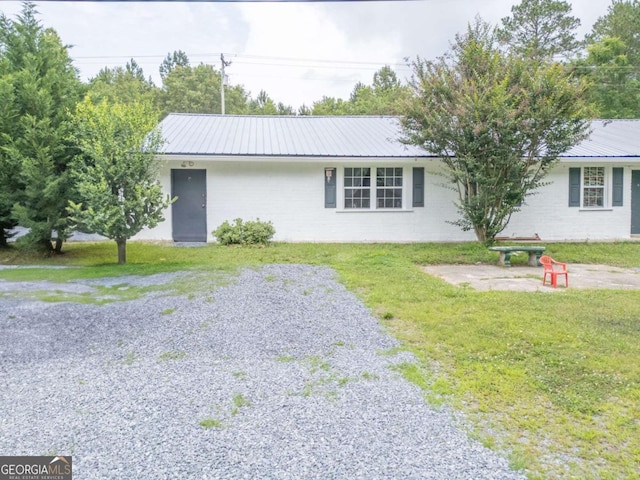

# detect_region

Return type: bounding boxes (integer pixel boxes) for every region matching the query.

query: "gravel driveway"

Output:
[0,264,524,479]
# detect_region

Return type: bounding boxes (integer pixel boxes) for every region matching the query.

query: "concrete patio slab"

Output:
[422,263,640,292]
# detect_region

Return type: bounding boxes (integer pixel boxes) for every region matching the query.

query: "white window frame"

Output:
[581,166,609,209]
[342,167,406,210]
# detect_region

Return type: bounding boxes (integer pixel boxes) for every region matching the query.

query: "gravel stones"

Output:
[0,264,524,479]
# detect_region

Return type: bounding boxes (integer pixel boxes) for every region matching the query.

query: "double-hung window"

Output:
[376,168,403,208]
[344,168,371,208]
[344,167,403,209]
[582,167,605,207]
[569,166,624,208]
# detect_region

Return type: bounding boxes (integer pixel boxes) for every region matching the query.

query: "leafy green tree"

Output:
[311,96,349,115]
[311,66,409,115]
[590,0,640,64]
[67,98,171,264]
[350,66,410,115]
[0,2,82,252]
[276,102,295,115]
[246,90,295,115]
[159,50,190,81]
[248,90,278,114]
[88,59,157,106]
[497,0,582,62]
[402,20,591,244]
[573,37,640,118]
[158,63,249,116]
[297,104,312,116]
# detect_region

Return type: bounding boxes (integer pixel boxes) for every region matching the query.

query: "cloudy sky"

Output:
[0,0,610,109]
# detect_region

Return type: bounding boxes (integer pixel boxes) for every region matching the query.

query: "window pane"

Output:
[584,187,604,207]
[375,168,403,209]
[584,167,604,186]
[344,167,376,209]
[582,167,605,207]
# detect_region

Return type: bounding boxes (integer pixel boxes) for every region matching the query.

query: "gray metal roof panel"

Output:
[158,115,640,159]
[159,114,427,157]
[565,120,640,157]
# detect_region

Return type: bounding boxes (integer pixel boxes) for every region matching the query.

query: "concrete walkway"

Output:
[423,263,640,292]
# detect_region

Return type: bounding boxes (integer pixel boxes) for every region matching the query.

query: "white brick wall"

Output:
[135,158,637,243]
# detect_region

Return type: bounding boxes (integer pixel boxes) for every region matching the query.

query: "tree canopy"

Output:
[496,0,582,62]
[573,36,640,118]
[67,97,171,264]
[311,66,410,115]
[575,0,640,118]
[590,0,640,64]
[88,59,157,107]
[402,20,591,244]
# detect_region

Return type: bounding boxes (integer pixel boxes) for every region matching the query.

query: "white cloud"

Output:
[233,2,403,107]
[0,0,609,110]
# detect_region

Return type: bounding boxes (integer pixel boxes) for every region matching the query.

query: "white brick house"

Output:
[135,115,640,243]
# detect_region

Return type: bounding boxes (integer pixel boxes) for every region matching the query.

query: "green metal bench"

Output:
[488,246,546,267]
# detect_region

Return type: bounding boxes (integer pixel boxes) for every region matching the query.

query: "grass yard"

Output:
[1,241,639,479]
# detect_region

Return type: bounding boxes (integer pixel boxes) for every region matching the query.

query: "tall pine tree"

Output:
[0,2,82,252]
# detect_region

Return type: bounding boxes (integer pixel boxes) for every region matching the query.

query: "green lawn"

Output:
[1,240,639,479]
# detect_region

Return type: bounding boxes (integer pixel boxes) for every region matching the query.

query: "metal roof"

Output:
[158,114,640,159]
[564,120,640,157]
[158,114,427,157]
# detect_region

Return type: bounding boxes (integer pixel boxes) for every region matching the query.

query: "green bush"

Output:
[212,218,275,246]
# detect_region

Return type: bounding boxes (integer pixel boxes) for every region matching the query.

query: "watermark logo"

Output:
[0,456,72,480]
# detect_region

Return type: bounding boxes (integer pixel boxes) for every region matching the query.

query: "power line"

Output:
[71,51,409,69]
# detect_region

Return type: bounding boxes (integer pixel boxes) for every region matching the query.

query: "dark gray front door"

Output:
[171,169,207,242]
[632,170,640,235]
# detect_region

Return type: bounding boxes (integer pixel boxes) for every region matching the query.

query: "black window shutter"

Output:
[412,167,424,207]
[568,167,581,207]
[612,167,623,207]
[324,168,336,208]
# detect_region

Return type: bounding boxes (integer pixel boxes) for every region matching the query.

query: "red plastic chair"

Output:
[539,255,568,288]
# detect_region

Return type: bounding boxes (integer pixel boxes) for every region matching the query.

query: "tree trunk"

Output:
[116,238,127,264]
[474,225,488,245]
[54,237,63,254]
[40,238,55,254]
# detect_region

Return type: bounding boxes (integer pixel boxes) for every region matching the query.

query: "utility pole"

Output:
[220,53,231,115]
